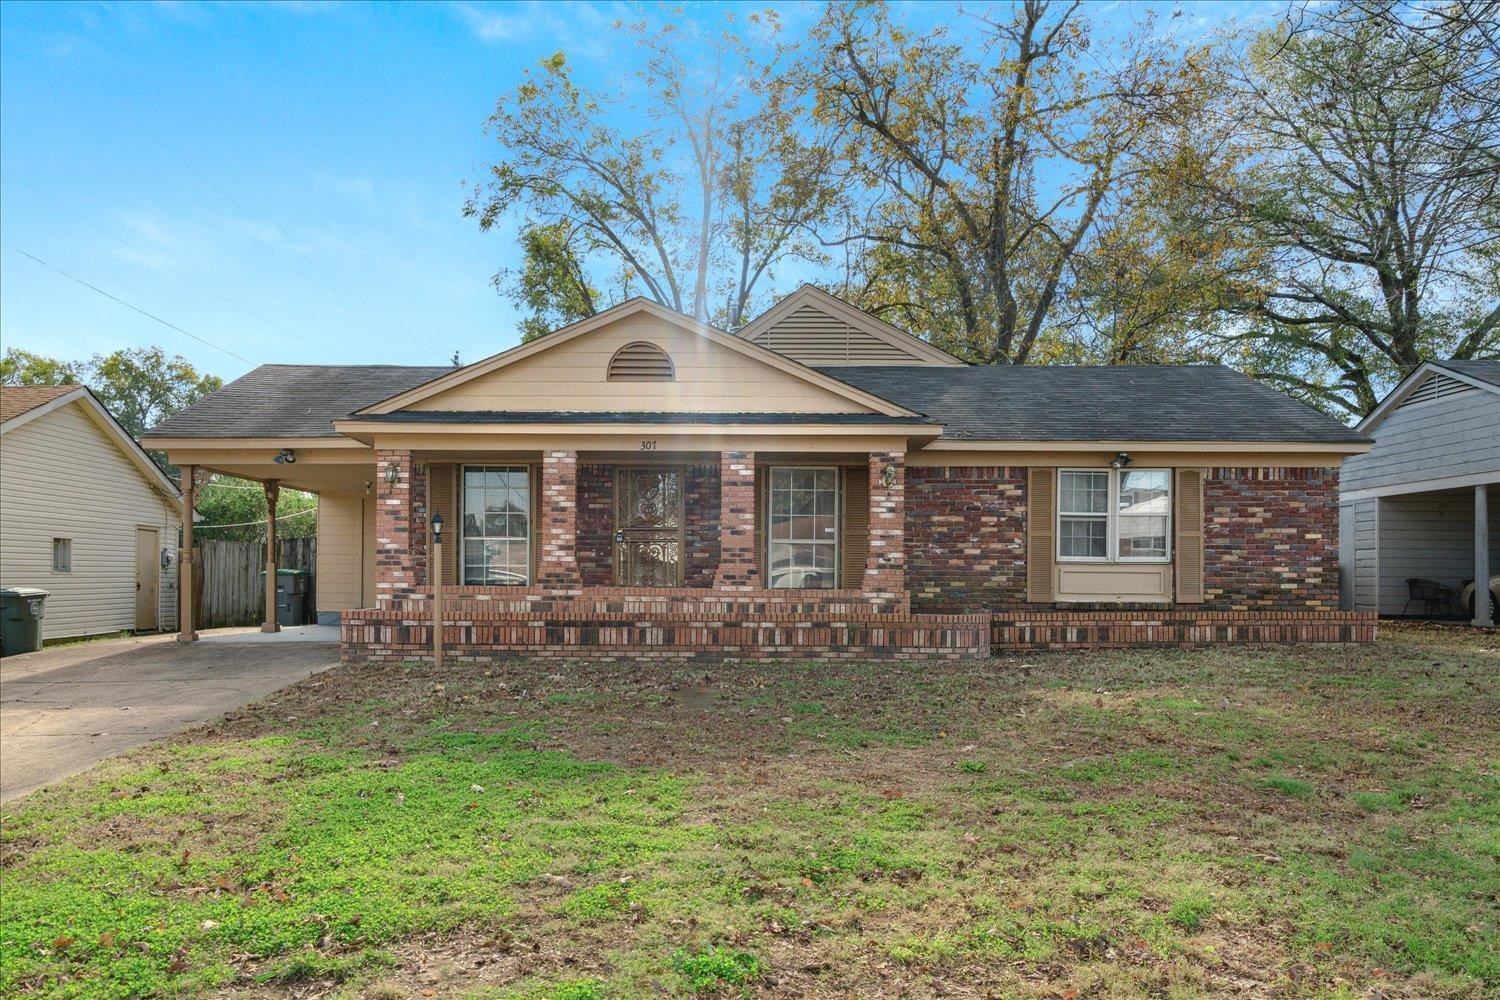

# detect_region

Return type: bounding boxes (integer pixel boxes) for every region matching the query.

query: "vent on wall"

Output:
[1402,371,1476,408]
[607,341,675,381]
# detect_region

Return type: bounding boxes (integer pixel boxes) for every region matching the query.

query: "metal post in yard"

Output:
[431,511,445,669]
[178,465,199,642]
[262,479,281,633]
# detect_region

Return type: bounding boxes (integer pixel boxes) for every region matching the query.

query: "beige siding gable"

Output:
[0,401,181,639]
[738,286,966,367]
[405,311,878,414]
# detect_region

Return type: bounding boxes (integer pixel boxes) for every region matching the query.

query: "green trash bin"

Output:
[0,587,49,656]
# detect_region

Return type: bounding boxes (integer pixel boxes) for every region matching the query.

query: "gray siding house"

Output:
[1339,359,1499,624]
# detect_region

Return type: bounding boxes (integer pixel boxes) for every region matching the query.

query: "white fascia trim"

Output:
[920,439,1370,454]
[1358,361,1500,434]
[1340,471,1500,503]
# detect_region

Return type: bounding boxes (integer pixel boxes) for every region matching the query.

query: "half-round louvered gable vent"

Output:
[607,341,675,381]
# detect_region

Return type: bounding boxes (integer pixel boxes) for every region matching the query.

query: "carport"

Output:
[1340,360,1499,625]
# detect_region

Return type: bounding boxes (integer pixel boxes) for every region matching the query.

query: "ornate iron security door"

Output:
[614,468,684,586]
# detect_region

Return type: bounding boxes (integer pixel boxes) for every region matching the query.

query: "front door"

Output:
[135,526,160,631]
[614,468,683,586]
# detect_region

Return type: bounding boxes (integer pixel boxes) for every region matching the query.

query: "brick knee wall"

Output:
[1204,467,1340,610]
[905,466,1027,613]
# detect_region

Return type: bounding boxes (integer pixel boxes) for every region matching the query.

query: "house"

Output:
[1339,359,1499,624]
[1,385,182,644]
[141,286,1375,660]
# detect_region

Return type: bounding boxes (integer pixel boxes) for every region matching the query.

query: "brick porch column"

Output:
[537,450,582,592]
[864,451,906,594]
[375,449,419,602]
[713,450,760,589]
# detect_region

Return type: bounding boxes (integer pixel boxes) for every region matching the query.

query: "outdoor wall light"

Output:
[1109,452,1133,469]
[431,512,444,541]
[273,448,297,465]
[881,465,897,490]
[384,462,400,486]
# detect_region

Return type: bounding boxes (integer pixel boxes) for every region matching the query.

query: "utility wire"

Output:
[4,169,320,349]
[1,241,257,366]
[100,94,389,322]
[194,506,317,530]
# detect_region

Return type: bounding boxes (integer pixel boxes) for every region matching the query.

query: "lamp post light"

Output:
[431,512,444,670]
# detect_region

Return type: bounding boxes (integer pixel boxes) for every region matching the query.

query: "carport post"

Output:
[1476,484,1493,627]
[262,480,281,633]
[177,465,199,642]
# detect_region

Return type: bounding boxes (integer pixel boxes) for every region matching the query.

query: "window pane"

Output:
[1118,515,1168,558]
[1059,471,1108,514]
[1059,516,1108,558]
[461,466,531,584]
[1118,470,1170,516]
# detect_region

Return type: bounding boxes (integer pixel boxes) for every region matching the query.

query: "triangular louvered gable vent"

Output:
[1402,371,1476,407]
[607,341,675,381]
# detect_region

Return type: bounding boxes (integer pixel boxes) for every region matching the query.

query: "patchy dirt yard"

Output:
[2,622,1496,999]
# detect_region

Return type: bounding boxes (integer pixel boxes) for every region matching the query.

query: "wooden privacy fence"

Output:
[192,538,317,629]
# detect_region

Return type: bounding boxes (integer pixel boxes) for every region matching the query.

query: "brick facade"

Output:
[1204,467,1340,610]
[991,609,1374,649]
[374,449,419,602]
[863,451,906,594]
[683,463,721,587]
[905,466,1026,613]
[536,450,582,592]
[713,451,759,589]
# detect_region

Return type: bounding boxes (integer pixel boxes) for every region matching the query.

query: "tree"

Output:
[808,0,1214,364]
[84,347,222,438]
[466,11,835,334]
[1202,2,1500,416]
[193,475,317,542]
[1,349,82,387]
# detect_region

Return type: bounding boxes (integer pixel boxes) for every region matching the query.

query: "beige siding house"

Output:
[1,386,183,643]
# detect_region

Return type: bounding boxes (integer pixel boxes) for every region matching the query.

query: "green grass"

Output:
[2,623,1495,998]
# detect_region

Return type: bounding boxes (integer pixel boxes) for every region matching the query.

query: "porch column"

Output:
[537,450,582,592]
[713,450,759,589]
[375,449,419,602]
[863,451,906,594]
[261,479,280,632]
[177,465,198,642]
[1476,484,1493,627]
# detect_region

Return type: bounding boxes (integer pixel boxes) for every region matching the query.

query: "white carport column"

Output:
[1475,484,1493,627]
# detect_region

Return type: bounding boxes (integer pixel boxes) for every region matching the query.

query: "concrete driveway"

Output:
[1,631,337,802]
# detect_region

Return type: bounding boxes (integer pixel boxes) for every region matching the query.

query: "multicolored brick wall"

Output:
[576,463,721,587]
[905,466,1027,613]
[1204,467,1340,610]
[991,609,1374,649]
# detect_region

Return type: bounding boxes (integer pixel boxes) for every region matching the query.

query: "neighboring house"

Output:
[1339,359,1499,624]
[1,385,182,642]
[143,285,1374,659]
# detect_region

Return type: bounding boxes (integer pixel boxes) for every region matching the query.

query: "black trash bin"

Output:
[0,587,49,656]
[273,569,309,626]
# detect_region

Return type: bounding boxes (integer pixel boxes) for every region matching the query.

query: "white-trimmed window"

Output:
[1058,469,1170,563]
[462,466,531,585]
[52,538,72,573]
[766,467,839,589]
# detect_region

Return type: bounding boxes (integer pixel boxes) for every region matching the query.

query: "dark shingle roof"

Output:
[820,364,1369,443]
[344,411,932,426]
[1435,358,1500,388]
[145,364,453,438]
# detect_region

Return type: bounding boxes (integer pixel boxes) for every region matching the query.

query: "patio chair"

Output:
[1403,578,1459,617]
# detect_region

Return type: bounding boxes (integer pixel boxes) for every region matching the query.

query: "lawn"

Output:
[2,623,1495,999]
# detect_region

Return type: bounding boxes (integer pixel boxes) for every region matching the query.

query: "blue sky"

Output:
[0,1,1268,386]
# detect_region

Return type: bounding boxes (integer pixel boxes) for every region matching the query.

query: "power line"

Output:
[100,94,390,323]
[1,241,257,366]
[3,169,320,349]
[195,506,318,530]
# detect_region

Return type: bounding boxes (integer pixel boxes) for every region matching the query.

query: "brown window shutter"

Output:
[841,465,870,589]
[1027,468,1056,602]
[428,463,459,585]
[1174,467,1205,604]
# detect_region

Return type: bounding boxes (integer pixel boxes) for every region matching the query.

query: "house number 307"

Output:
[639,440,657,451]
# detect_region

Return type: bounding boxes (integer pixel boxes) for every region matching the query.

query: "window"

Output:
[767,467,839,589]
[462,466,531,585]
[52,538,72,573]
[1058,469,1171,563]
